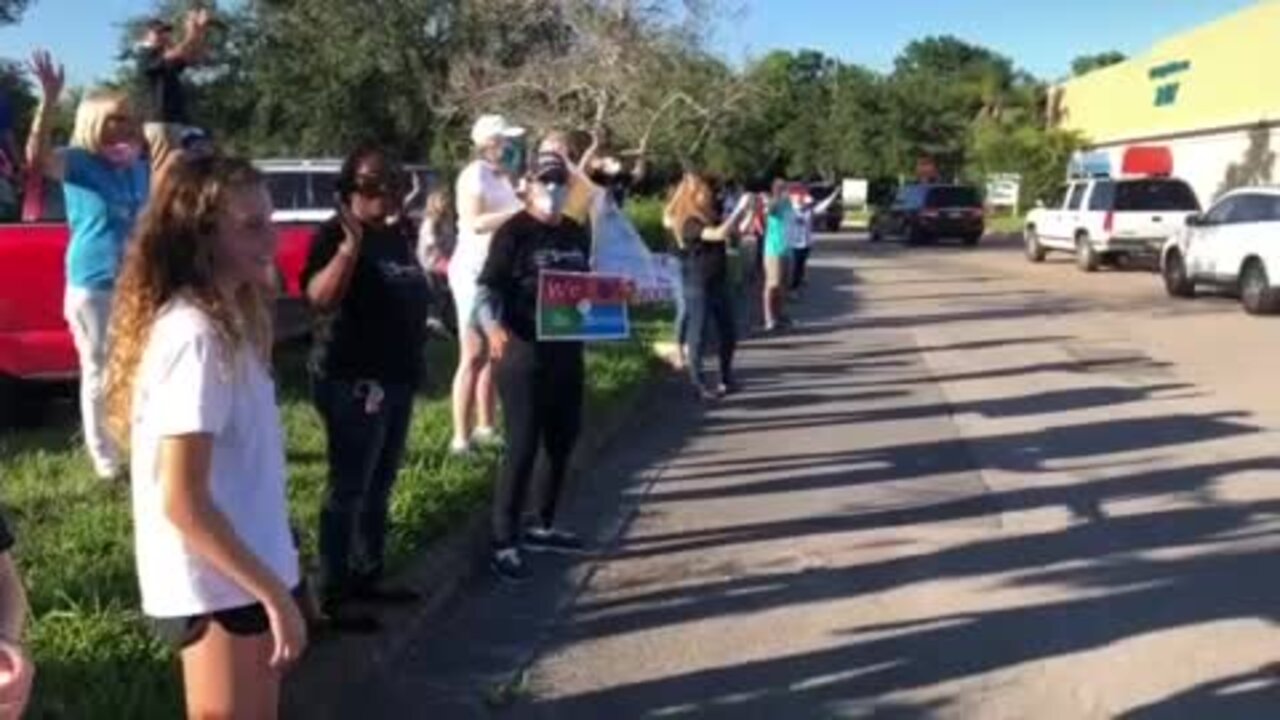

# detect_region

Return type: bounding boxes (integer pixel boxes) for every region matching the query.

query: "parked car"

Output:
[1161,186,1280,314]
[869,184,985,246]
[806,182,844,232]
[1024,176,1200,271]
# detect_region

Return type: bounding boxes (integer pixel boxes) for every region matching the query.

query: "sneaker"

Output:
[718,380,740,397]
[490,547,531,583]
[472,427,504,449]
[96,465,128,484]
[694,384,723,402]
[523,526,588,555]
[449,437,472,456]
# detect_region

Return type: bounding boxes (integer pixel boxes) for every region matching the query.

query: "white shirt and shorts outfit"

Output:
[130,300,299,646]
[450,160,521,331]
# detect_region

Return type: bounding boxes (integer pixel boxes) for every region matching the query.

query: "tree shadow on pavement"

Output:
[636,411,1256,507]
[1119,664,1280,719]
[522,455,1280,719]
[513,250,1280,718]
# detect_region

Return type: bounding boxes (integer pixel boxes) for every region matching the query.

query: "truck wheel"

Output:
[1076,234,1099,273]
[1241,259,1280,315]
[1024,227,1046,263]
[0,375,31,430]
[1162,251,1195,298]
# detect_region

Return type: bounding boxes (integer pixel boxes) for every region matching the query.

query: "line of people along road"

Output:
[0,11,843,715]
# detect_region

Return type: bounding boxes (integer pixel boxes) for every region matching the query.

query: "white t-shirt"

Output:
[130,299,298,618]
[450,159,521,283]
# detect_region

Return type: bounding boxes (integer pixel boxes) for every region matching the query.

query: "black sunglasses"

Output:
[352,173,404,197]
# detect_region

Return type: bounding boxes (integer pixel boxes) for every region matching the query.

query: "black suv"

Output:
[870,184,985,246]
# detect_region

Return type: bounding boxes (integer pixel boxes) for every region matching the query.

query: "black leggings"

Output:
[685,269,737,389]
[791,247,811,289]
[493,340,585,547]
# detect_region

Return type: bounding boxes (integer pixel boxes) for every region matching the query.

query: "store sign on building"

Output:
[1149,60,1191,108]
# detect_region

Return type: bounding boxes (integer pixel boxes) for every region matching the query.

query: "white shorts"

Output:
[448,266,481,332]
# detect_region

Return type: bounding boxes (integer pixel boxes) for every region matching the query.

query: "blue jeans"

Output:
[313,377,415,597]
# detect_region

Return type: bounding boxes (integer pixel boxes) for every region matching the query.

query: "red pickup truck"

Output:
[0,175,316,425]
[0,160,436,425]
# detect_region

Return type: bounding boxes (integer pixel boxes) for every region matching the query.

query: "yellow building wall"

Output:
[1056,0,1280,145]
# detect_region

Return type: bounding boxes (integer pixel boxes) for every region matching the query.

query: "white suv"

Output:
[1161,186,1280,314]
[1024,177,1201,272]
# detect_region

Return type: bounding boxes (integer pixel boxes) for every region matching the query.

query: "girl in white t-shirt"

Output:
[449,114,525,455]
[104,156,304,718]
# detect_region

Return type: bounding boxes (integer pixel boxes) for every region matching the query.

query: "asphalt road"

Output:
[350,231,1280,719]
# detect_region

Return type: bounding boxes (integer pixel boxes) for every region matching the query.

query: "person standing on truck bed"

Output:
[135,8,213,176]
[26,50,150,483]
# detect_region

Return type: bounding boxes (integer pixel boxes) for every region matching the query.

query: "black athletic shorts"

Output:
[149,584,305,651]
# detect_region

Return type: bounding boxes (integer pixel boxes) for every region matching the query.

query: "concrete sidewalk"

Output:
[345,236,1280,719]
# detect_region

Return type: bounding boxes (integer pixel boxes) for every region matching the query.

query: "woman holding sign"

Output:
[476,153,592,583]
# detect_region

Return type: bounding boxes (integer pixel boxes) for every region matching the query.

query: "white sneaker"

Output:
[449,437,472,456]
[472,427,504,448]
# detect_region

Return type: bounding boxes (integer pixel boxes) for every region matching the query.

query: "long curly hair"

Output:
[104,155,273,447]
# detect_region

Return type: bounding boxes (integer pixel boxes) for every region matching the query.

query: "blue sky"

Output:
[0,0,1263,87]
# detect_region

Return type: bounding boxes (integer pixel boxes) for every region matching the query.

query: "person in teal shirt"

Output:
[27,51,150,481]
[762,179,794,331]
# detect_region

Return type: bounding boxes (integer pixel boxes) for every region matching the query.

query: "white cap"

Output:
[471,114,525,147]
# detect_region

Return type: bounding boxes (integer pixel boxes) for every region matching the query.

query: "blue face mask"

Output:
[500,142,524,175]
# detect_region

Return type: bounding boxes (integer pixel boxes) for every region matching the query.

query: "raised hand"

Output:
[27,51,64,104]
[337,204,364,255]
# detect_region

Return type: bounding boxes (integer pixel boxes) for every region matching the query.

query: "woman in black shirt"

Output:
[301,144,430,629]
[668,173,742,400]
[477,153,592,583]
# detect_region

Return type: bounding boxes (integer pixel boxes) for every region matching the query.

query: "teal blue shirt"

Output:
[764,200,793,258]
[62,148,150,290]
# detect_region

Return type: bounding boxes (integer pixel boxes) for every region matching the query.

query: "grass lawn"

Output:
[986,213,1026,235]
[1,312,670,719]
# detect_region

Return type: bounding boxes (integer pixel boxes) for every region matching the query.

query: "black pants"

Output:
[791,247,811,290]
[684,264,737,389]
[493,340,585,547]
[313,378,414,597]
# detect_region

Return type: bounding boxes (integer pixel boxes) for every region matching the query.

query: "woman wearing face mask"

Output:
[302,143,430,631]
[476,153,593,583]
[448,115,525,456]
[26,50,150,482]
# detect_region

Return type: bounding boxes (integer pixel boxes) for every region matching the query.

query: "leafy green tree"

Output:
[1071,51,1126,77]
[0,0,31,25]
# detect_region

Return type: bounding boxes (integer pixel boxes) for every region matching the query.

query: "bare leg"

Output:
[451,328,485,446]
[476,357,497,433]
[180,623,280,720]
